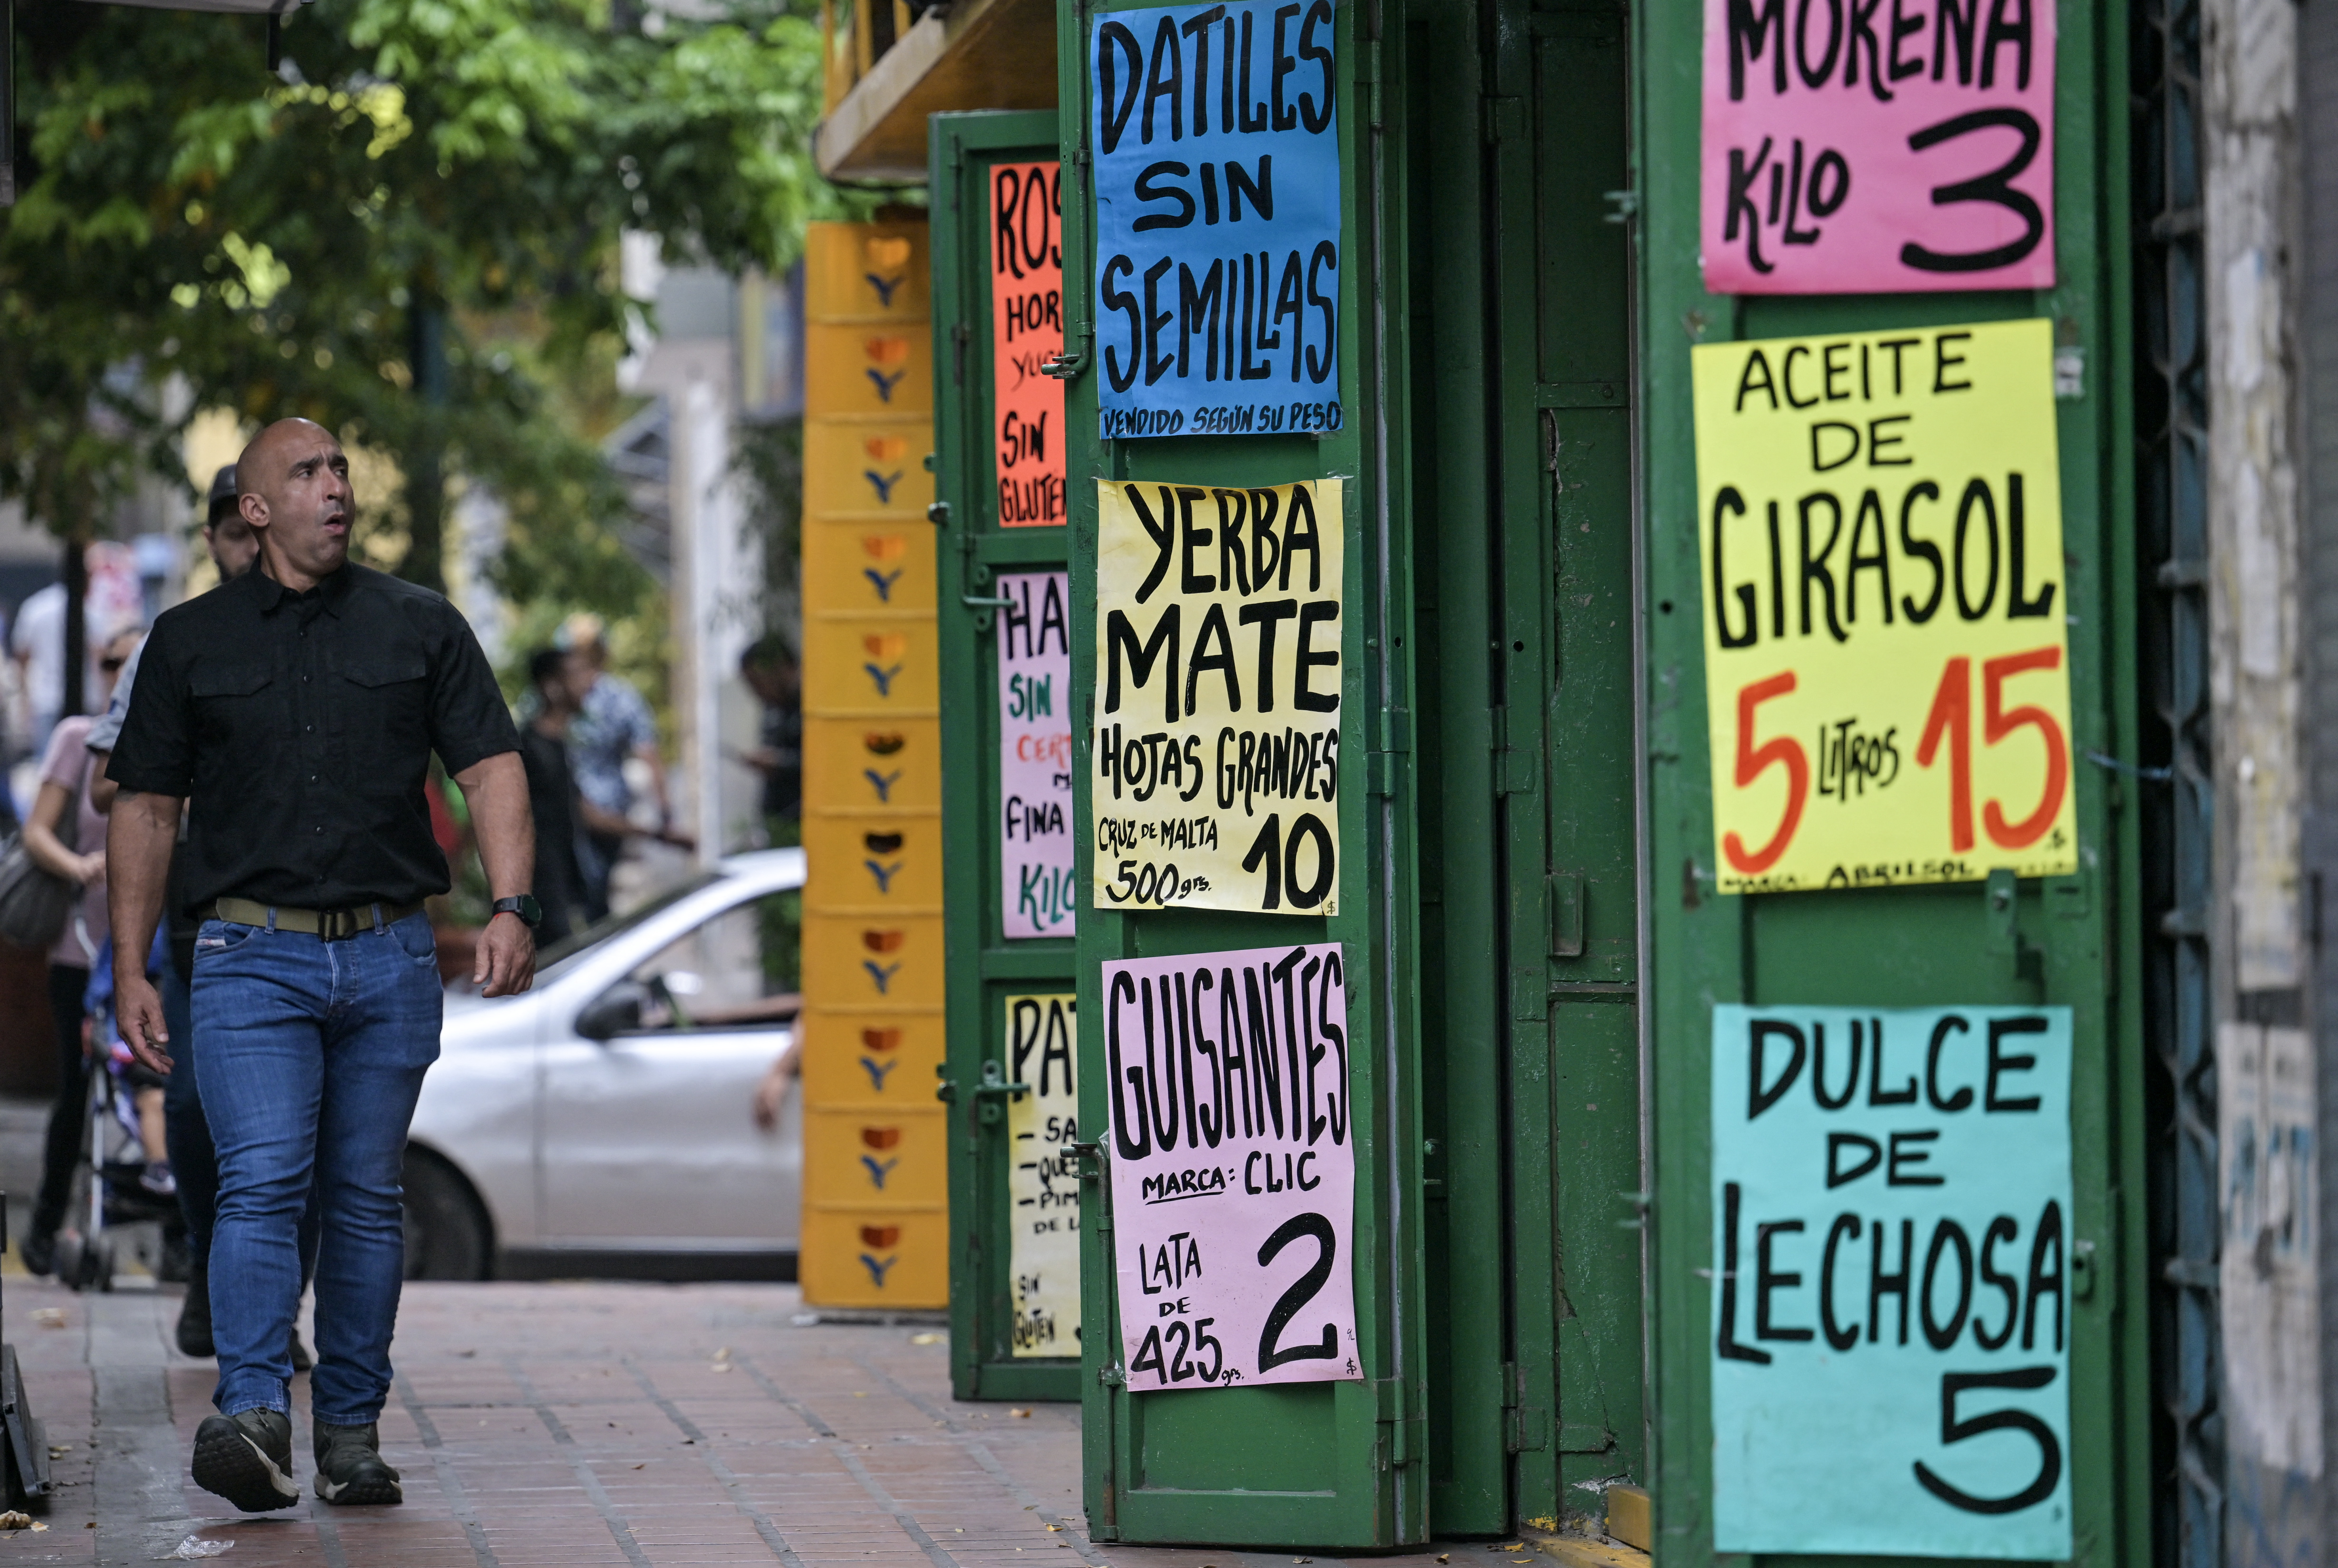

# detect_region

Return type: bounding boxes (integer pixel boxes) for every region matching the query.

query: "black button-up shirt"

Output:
[107,562,519,910]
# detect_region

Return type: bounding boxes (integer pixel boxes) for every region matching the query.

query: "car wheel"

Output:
[402,1146,493,1280]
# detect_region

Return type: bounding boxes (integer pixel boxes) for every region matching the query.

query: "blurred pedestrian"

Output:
[517,647,590,944]
[20,625,141,1275]
[557,613,670,920]
[86,465,318,1362]
[106,418,541,1514]
[520,645,693,943]
[738,633,802,843]
[11,542,140,758]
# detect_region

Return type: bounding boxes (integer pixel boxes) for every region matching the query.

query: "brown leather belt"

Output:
[202,896,426,942]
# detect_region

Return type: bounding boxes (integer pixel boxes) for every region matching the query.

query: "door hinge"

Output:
[1984,867,2043,981]
[1507,1405,1551,1454]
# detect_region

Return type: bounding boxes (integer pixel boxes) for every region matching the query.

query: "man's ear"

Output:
[238,492,269,531]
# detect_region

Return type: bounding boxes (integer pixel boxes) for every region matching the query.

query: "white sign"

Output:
[998,572,1075,937]
[2219,1022,2322,1476]
[1005,992,1081,1357]
[1105,942,1359,1390]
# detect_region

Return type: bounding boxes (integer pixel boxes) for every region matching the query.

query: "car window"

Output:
[533,871,722,984]
[623,890,800,1033]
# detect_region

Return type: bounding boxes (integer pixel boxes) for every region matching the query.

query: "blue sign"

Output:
[1711,1005,2073,1559]
[1089,0,1341,439]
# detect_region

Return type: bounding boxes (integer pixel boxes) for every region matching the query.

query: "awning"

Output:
[813,0,1057,183]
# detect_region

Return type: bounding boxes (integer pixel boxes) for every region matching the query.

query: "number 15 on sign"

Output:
[1693,320,2079,893]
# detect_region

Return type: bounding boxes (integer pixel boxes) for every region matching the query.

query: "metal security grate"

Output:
[2132,0,2219,1561]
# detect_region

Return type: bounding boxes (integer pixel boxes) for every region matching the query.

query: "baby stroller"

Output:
[51,934,186,1294]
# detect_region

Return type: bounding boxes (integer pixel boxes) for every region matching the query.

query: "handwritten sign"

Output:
[1713,1004,2073,1557]
[1106,943,1359,1390]
[1090,0,1342,439]
[1693,319,2075,893]
[1093,479,1343,916]
[1701,0,2056,294]
[993,163,1066,526]
[1006,992,1081,1357]
[1000,572,1076,937]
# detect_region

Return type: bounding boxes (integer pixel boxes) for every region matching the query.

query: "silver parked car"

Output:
[402,849,804,1279]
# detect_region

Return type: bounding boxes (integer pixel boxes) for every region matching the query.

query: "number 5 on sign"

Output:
[1694,320,2079,892]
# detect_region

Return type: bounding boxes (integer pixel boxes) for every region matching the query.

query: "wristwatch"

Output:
[491,895,544,929]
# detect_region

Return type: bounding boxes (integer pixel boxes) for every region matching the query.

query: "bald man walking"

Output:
[106,419,541,1512]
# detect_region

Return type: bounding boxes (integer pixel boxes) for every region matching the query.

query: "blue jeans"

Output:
[162,960,324,1275]
[191,912,442,1424]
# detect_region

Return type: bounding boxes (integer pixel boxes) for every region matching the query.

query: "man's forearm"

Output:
[455,751,535,900]
[108,791,181,959]
[637,744,671,814]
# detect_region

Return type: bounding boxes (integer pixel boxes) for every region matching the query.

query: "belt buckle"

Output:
[320,907,352,942]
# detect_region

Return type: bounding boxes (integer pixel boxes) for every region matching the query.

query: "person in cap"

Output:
[106,420,540,1512]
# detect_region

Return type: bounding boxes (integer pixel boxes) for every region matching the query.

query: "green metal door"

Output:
[1636,0,2155,1561]
[1489,0,1646,1537]
[1055,0,1431,1548]
[1403,0,1649,1539]
[933,109,1084,1404]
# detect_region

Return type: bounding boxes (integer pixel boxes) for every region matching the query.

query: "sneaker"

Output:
[190,1408,300,1513]
[312,1419,402,1505]
[175,1258,213,1358]
[140,1161,177,1197]
[289,1330,313,1373]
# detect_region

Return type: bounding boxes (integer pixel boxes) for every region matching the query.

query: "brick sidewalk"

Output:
[0,1276,1470,1568]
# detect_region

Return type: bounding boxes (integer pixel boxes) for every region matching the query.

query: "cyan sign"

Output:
[1090,0,1342,439]
[1712,1005,2074,1559]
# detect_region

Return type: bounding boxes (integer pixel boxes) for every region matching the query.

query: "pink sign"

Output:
[1701,0,2056,295]
[999,572,1075,938]
[1104,943,1359,1390]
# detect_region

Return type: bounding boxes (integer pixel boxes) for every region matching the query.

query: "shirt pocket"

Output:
[188,664,277,749]
[339,655,431,744]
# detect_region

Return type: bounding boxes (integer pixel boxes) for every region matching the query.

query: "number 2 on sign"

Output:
[1722,650,2068,874]
[1916,649,2069,852]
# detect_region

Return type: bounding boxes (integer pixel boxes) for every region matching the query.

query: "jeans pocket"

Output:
[390,915,439,965]
[194,919,260,959]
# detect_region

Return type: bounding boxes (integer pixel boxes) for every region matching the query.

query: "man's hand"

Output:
[107,789,179,1070]
[117,970,173,1075]
[473,910,537,997]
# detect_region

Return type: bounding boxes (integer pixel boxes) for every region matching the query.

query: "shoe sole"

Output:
[191,1420,301,1513]
[315,1470,403,1505]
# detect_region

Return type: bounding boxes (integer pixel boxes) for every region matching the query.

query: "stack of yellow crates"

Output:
[798,218,947,1308]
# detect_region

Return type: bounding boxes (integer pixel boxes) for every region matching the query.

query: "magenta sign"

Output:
[1104,943,1360,1390]
[1701,0,2057,295]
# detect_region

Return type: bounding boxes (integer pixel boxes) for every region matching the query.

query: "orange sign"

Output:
[992,162,1066,528]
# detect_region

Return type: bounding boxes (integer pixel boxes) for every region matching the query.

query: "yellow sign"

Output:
[1003,993,1079,1357]
[800,218,946,1308]
[1694,318,2076,894]
[1092,479,1345,916]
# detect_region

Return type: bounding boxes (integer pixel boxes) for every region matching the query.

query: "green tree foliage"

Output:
[0,0,846,611]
